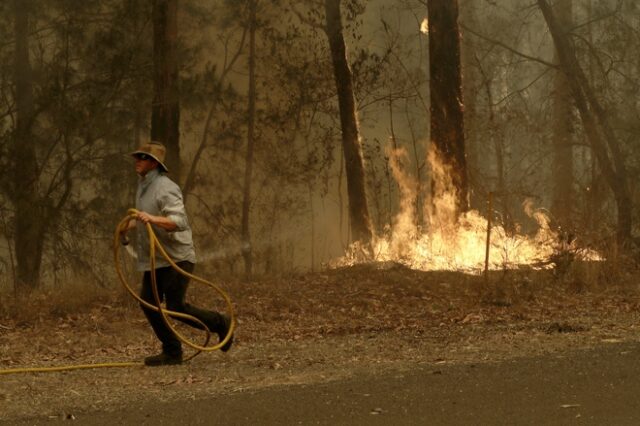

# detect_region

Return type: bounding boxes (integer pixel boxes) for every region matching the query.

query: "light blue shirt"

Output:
[135,168,196,271]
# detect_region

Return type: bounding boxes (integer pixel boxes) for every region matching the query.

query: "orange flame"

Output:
[420,18,429,35]
[332,145,601,272]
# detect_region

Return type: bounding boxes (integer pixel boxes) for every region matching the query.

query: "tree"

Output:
[550,0,574,230]
[459,0,482,211]
[324,0,374,246]
[10,0,43,290]
[241,0,257,276]
[151,0,181,180]
[427,0,468,218]
[0,0,159,290]
[538,0,632,245]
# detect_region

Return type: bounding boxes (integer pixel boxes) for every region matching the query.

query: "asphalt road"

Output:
[11,341,640,425]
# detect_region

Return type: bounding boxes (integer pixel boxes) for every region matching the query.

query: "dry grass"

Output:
[0,256,638,361]
[1,258,640,421]
[0,284,120,324]
[2,233,639,324]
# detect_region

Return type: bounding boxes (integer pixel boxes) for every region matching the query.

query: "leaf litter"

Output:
[1,262,639,421]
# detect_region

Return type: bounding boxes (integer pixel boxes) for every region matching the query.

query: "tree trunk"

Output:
[151,0,181,180]
[324,0,373,246]
[550,0,574,230]
[583,0,600,233]
[538,0,632,245]
[241,0,257,277]
[427,0,469,217]
[404,99,423,228]
[12,0,44,290]
[459,0,481,211]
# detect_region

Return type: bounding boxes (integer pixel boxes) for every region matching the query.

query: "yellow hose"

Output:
[0,209,235,376]
[116,208,236,354]
[0,363,141,375]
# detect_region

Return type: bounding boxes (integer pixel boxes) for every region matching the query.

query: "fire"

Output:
[332,145,601,273]
[420,18,429,35]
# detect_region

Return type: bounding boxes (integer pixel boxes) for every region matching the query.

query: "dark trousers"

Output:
[140,261,224,356]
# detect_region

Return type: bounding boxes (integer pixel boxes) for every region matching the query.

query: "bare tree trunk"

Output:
[0,209,17,294]
[308,185,315,272]
[264,190,279,275]
[324,0,373,246]
[241,0,257,277]
[583,0,602,233]
[550,0,574,230]
[404,103,424,228]
[12,0,44,290]
[151,0,181,180]
[459,0,481,211]
[427,0,469,217]
[475,50,510,228]
[337,147,348,249]
[538,0,632,245]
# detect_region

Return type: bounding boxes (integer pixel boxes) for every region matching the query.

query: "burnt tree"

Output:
[427,0,468,217]
[324,0,373,246]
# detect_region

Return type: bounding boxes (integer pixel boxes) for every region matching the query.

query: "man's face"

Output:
[134,153,159,176]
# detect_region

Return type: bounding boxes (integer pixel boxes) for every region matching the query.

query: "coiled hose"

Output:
[0,209,235,375]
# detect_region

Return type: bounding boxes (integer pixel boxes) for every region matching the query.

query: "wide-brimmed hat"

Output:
[130,141,169,172]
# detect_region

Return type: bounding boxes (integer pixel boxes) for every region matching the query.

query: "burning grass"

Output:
[333,145,603,273]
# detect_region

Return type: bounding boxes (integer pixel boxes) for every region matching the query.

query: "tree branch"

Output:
[461,23,558,69]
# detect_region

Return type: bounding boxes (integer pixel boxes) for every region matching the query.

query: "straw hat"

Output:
[130,141,169,172]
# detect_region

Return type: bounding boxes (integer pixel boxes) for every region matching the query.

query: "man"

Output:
[123,141,233,366]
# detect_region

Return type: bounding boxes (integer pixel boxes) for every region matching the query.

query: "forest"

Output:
[3,0,640,422]
[0,0,638,293]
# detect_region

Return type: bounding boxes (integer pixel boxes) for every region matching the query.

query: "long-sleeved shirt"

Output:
[135,168,196,271]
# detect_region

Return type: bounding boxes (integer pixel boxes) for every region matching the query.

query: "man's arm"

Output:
[135,211,177,232]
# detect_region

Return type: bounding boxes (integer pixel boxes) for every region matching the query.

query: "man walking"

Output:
[124,141,233,366]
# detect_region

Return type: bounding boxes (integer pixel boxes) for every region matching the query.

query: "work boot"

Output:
[218,315,234,352]
[144,351,183,366]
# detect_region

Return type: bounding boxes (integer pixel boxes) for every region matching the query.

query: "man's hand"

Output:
[136,211,177,232]
[136,211,156,225]
[119,232,130,246]
[118,219,135,246]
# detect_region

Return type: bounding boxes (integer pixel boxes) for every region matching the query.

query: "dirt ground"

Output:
[1,261,640,422]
